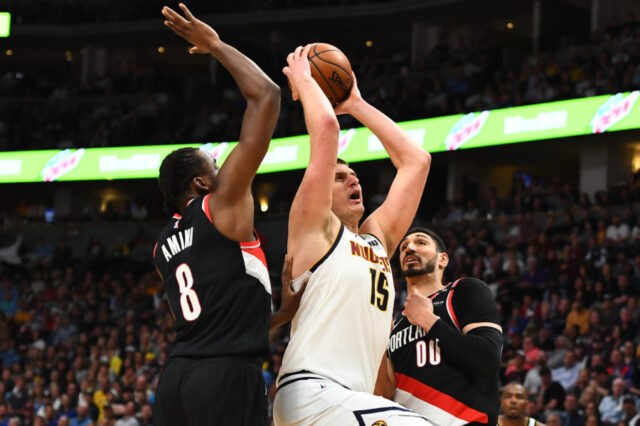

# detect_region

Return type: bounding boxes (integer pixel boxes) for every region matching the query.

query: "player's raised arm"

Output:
[162,3,280,202]
[284,45,341,276]
[335,74,430,254]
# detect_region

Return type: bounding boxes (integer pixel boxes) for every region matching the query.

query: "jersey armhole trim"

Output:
[310,224,344,273]
[202,194,214,224]
[446,278,463,331]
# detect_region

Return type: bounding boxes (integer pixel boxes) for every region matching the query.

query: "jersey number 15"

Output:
[369,268,389,311]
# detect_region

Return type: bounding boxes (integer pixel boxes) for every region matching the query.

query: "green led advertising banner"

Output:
[1,91,639,183]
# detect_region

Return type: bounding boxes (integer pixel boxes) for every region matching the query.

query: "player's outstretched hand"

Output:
[334,71,363,116]
[162,3,220,54]
[282,45,312,101]
[404,289,438,331]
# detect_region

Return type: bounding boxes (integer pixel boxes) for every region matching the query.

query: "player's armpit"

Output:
[374,355,396,399]
[462,322,502,335]
[429,321,502,378]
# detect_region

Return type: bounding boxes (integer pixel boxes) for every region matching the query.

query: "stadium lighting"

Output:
[0,12,11,37]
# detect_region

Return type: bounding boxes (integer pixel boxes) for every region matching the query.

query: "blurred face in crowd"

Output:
[500,383,527,420]
[564,394,578,412]
[563,351,575,368]
[623,399,637,418]
[546,414,561,426]
[612,379,625,397]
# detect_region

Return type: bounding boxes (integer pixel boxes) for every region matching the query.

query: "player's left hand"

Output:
[279,254,307,317]
[162,3,220,54]
[404,289,438,331]
[334,71,362,116]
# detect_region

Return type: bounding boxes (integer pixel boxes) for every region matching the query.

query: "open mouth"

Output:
[349,191,361,203]
[404,255,419,266]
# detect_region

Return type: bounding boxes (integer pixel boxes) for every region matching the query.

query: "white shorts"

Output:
[273,371,432,426]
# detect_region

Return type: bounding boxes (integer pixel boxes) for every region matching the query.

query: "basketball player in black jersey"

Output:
[498,383,545,426]
[375,227,503,425]
[152,4,294,426]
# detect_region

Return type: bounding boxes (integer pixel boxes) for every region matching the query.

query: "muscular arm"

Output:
[162,4,279,240]
[285,46,341,277]
[429,322,502,377]
[343,94,430,254]
[374,355,397,399]
[404,279,503,378]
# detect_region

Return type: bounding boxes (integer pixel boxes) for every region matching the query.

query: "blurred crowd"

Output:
[4,0,395,25]
[2,169,640,425]
[2,16,640,151]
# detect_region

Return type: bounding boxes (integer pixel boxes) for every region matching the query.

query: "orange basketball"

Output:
[307,43,353,106]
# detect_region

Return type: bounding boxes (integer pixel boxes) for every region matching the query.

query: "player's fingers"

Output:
[189,46,206,54]
[281,254,292,277]
[163,6,189,27]
[302,44,312,58]
[282,66,291,77]
[178,3,195,21]
[294,45,303,58]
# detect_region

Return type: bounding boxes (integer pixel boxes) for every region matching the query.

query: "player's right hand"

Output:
[404,289,438,331]
[162,3,220,54]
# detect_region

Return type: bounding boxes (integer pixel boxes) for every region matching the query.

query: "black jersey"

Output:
[388,277,501,426]
[153,195,272,359]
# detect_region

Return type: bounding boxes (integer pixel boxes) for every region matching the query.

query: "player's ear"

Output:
[192,176,210,193]
[439,252,449,270]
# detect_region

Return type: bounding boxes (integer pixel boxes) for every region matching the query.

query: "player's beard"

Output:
[402,253,437,277]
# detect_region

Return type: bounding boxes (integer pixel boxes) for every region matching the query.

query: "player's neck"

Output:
[498,415,527,426]
[406,274,444,297]
[343,219,359,234]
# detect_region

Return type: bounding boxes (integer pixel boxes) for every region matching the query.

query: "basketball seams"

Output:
[309,58,340,104]
[308,49,339,59]
[311,54,352,80]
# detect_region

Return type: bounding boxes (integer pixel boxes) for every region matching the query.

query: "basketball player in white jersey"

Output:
[273,45,432,425]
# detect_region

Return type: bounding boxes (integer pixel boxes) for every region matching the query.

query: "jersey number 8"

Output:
[175,263,202,321]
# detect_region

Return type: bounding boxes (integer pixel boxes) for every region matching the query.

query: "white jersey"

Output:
[279,224,394,393]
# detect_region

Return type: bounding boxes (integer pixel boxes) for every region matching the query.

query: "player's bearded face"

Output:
[400,233,440,277]
[402,252,437,277]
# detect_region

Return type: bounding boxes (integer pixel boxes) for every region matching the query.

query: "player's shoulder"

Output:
[453,276,490,292]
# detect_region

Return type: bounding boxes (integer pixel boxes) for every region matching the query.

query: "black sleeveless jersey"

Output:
[388,277,501,426]
[153,195,272,359]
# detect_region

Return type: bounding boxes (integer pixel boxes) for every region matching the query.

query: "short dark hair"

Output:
[403,227,446,253]
[337,158,348,166]
[158,148,206,214]
[540,367,551,377]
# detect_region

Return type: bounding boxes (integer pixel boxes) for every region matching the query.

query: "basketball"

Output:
[307,43,353,106]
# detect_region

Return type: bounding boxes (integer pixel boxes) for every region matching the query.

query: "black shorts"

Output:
[153,356,267,426]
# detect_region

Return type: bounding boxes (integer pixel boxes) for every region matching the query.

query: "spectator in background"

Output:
[606,215,630,244]
[623,396,640,426]
[552,351,581,391]
[537,367,566,415]
[566,296,590,336]
[560,393,583,426]
[599,378,629,424]
[114,401,138,426]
